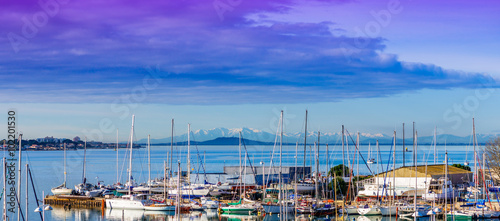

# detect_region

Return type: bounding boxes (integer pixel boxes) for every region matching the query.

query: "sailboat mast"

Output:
[279,111,283,204]
[413,122,415,167]
[239,131,242,197]
[434,126,437,165]
[116,129,119,184]
[3,158,6,221]
[64,143,67,186]
[187,124,191,184]
[83,136,87,184]
[376,140,379,200]
[148,134,151,184]
[414,130,418,221]
[473,118,477,188]
[403,123,405,167]
[163,160,167,200]
[128,115,135,196]
[326,143,329,198]
[445,151,448,216]
[171,119,174,178]
[303,110,308,179]
[342,125,345,178]
[25,164,29,221]
[356,132,359,186]
[17,134,22,221]
[393,130,396,200]
[315,142,319,201]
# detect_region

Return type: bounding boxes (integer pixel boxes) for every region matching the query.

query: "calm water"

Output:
[0,144,481,220]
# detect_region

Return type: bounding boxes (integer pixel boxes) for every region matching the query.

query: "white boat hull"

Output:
[106,199,146,210]
[168,188,210,198]
[144,204,175,211]
[51,187,73,195]
[358,207,382,215]
[379,206,398,216]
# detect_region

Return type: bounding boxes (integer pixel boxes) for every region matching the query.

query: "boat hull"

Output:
[51,188,73,195]
[220,206,256,215]
[358,207,382,216]
[380,206,398,216]
[106,199,145,210]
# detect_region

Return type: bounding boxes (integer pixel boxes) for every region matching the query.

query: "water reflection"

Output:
[48,209,459,221]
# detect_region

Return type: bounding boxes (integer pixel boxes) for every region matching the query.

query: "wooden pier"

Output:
[44,195,105,209]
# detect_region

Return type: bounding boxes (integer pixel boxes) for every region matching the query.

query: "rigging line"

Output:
[28,167,43,221]
[14,189,25,221]
[190,132,207,183]
[265,115,282,185]
[241,136,257,179]
[381,134,395,199]
[345,129,374,175]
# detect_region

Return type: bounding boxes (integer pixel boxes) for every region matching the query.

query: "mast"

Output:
[294,141,298,216]
[403,123,405,167]
[413,122,415,167]
[445,151,448,217]
[315,142,319,201]
[473,118,477,189]
[187,124,191,184]
[163,160,167,200]
[26,164,29,221]
[414,130,418,221]
[393,130,396,200]
[279,111,283,206]
[128,115,135,196]
[434,126,437,165]
[342,125,345,178]
[64,143,67,186]
[238,131,242,195]
[376,140,380,200]
[116,129,119,184]
[356,132,360,193]
[171,119,174,178]
[176,161,181,221]
[3,158,6,221]
[83,136,87,184]
[317,130,320,201]
[148,134,151,185]
[17,134,22,221]
[326,143,329,198]
[303,110,308,179]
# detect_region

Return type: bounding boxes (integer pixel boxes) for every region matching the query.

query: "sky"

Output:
[0,0,499,142]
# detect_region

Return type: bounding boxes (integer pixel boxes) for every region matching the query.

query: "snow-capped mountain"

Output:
[138,127,499,145]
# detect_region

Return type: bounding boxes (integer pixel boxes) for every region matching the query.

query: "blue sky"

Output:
[0,0,499,141]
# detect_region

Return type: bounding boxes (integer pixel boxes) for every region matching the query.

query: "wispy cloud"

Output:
[0,0,497,104]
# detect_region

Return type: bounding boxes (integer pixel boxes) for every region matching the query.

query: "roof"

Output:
[374,164,472,178]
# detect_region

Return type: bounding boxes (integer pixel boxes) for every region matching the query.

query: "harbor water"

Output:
[0,144,481,220]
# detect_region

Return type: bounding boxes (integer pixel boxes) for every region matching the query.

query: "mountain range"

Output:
[138,127,499,145]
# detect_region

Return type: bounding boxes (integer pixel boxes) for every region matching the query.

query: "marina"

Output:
[1,115,499,221]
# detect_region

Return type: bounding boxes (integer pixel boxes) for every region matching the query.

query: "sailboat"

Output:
[291,110,315,194]
[167,124,211,198]
[106,115,148,210]
[220,131,260,215]
[262,110,294,214]
[367,143,376,164]
[51,143,73,195]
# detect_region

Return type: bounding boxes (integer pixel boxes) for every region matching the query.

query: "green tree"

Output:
[329,177,347,197]
[328,164,349,177]
[451,163,471,171]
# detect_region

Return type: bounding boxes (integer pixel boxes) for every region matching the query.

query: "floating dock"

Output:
[44,195,105,209]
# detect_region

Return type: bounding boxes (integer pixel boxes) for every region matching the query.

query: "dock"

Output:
[44,195,105,209]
